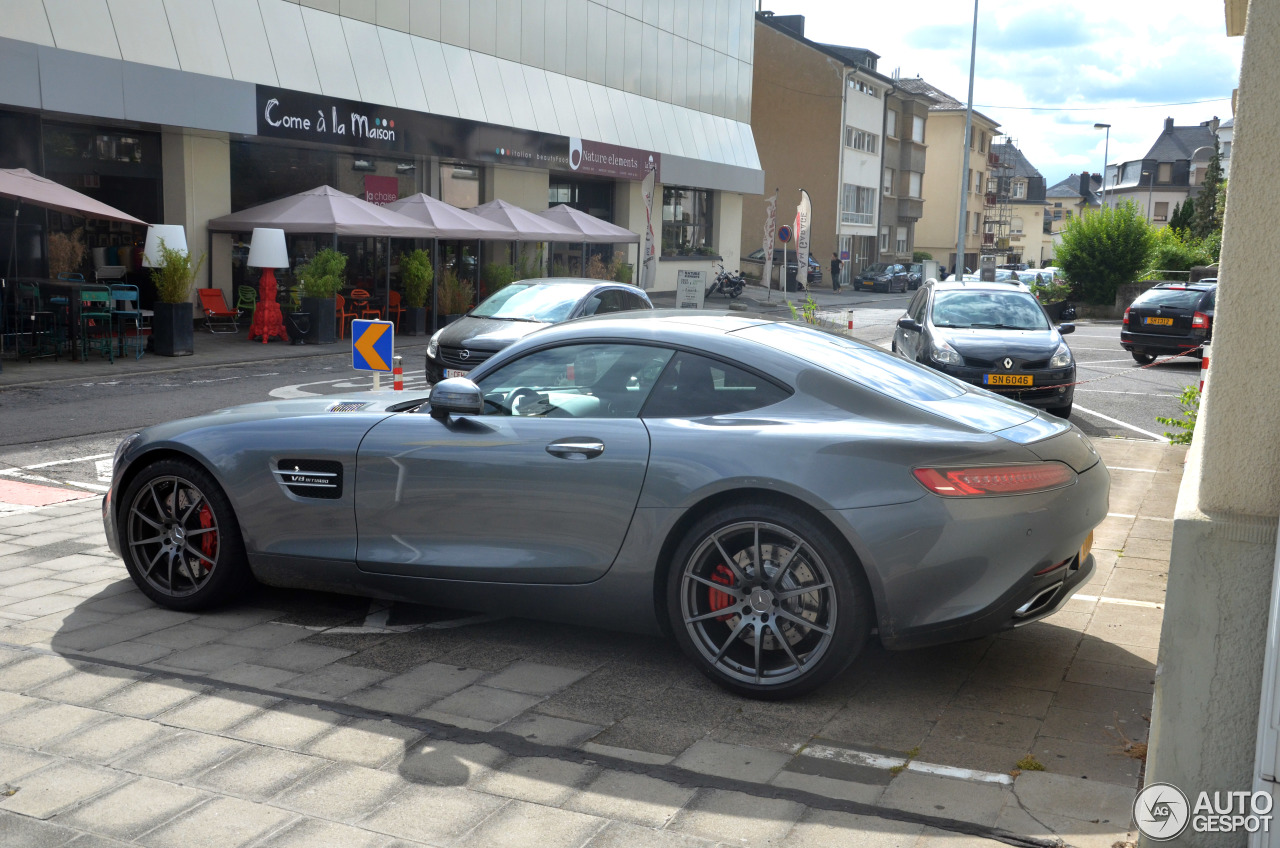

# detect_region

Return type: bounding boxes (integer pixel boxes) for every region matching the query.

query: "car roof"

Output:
[511,277,625,288]
[929,280,1037,294]
[1152,281,1216,290]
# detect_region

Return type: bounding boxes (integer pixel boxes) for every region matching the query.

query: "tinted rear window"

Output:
[1132,287,1212,310]
[737,323,966,402]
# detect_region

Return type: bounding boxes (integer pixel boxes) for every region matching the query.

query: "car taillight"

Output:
[912,463,1077,497]
[1192,311,1209,329]
[1122,306,1130,326]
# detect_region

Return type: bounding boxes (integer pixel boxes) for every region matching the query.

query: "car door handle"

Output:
[546,440,605,460]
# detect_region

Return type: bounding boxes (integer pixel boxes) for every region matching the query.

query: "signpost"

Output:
[676,270,706,309]
[352,319,394,391]
[778,225,792,294]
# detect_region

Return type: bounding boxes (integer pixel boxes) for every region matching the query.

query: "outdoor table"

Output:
[29,278,101,361]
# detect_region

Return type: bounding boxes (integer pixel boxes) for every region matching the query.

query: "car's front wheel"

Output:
[666,503,871,699]
[118,459,251,610]
[1048,402,1073,419]
[1131,351,1156,365]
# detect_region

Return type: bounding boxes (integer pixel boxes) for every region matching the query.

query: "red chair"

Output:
[349,287,380,321]
[386,290,405,330]
[335,293,352,339]
[198,288,240,333]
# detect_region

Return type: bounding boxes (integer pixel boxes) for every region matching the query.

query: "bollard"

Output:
[393,355,403,391]
[847,310,853,330]
[1199,342,1210,393]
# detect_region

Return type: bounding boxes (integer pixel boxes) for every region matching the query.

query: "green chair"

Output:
[236,285,257,313]
[78,285,114,363]
[110,284,147,359]
[15,282,59,362]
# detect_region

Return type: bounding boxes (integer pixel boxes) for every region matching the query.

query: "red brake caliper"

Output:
[198,504,217,567]
[708,564,737,621]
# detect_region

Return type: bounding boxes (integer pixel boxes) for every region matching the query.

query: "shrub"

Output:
[150,238,206,304]
[48,229,86,277]
[1055,200,1155,304]
[549,262,571,278]
[437,268,475,314]
[1141,227,1215,282]
[483,263,517,295]
[1157,385,1200,445]
[399,249,432,309]
[912,250,933,262]
[296,248,347,298]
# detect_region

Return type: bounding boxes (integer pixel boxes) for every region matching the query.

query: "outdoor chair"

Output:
[15,281,58,362]
[110,284,147,358]
[236,285,257,314]
[387,290,406,330]
[349,287,380,323]
[78,284,114,363]
[335,293,352,339]
[198,288,241,334]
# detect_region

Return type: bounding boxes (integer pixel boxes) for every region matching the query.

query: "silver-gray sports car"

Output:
[104,312,1108,699]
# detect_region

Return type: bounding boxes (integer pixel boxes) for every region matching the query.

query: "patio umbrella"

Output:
[468,199,580,243]
[1,167,148,276]
[537,204,640,243]
[384,194,516,240]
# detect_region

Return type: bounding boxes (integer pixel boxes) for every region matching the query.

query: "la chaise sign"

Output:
[263,97,396,142]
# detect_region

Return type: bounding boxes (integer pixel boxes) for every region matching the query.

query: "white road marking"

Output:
[906,761,1013,785]
[190,372,279,384]
[1076,358,1142,365]
[1108,513,1172,522]
[799,744,1013,786]
[1073,594,1164,609]
[1108,466,1170,474]
[3,453,113,469]
[1072,404,1170,442]
[1076,389,1179,397]
[270,369,429,399]
[95,460,113,482]
[65,481,109,492]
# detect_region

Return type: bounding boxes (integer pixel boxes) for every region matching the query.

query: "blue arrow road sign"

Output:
[352,319,394,372]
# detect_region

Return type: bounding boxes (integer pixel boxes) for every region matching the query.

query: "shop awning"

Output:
[383,193,515,240]
[0,167,147,224]
[538,204,640,243]
[468,199,580,242]
[206,185,435,237]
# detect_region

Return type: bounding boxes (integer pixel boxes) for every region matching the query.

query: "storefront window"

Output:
[662,187,715,257]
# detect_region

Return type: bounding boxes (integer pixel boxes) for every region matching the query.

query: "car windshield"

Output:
[738,323,965,402]
[931,290,1050,331]
[1132,288,1209,310]
[862,263,891,274]
[471,283,584,322]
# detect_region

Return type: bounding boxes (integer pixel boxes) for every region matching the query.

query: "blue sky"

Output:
[756,0,1242,186]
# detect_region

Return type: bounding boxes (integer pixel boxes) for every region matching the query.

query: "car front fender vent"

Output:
[328,401,373,413]
[274,459,344,499]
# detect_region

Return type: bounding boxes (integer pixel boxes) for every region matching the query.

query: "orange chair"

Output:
[349,287,380,321]
[335,293,352,339]
[197,288,240,333]
[386,290,405,329]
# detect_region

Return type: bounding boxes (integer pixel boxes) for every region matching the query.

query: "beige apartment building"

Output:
[898,78,999,274]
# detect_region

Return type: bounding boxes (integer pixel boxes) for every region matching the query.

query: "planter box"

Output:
[152,302,194,356]
[302,296,336,344]
[405,306,428,336]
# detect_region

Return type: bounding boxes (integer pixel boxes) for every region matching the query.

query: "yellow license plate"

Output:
[984,374,1032,387]
[1144,316,1174,325]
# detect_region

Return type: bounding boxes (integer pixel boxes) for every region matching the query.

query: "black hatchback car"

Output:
[854,263,911,293]
[426,279,652,383]
[1121,280,1216,364]
[892,280,1077,417]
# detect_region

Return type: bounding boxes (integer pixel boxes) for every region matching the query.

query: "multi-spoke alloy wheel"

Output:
[668,504,870,699]
[119,459,248,610]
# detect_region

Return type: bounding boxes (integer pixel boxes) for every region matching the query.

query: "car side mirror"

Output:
[429,377,484,420]
[1056,323,1076,335]
[897,317,922,332]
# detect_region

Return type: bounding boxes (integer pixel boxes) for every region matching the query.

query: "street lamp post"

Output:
[1142,169,1154,222]
[955,0,980,275]
[1093,123,1110,209]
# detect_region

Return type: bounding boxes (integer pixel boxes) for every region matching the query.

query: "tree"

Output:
[1192,139,1224,239]
[1168,199,1195,236]
[1055,200,1156,304]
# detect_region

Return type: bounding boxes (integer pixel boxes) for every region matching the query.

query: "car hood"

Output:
[933,327,1061,359]
[438,315,551,350]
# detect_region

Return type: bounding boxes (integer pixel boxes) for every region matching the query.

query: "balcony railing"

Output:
[841,211,874,225]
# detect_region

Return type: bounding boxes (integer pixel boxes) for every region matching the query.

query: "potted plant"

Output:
[295,247,346,344]
[436,268,474,327]
[481,262,516,299]
[48,229,86,278]
[400,249,433,336]
[150,238,205,356]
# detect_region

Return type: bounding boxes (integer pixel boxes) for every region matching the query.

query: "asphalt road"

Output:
[0,295,1197,495]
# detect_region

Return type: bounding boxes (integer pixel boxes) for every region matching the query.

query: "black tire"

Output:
[1131,351,1156,365]
[666,501,872,699]
[118,458,252,611]
[1048,403,1073,419]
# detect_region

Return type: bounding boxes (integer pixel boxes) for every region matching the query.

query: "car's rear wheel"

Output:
[118,459,250,610]
[666,503,871,699]
[1131,351,1156,365]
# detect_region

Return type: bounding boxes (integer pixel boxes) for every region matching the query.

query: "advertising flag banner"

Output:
[761,190,777,292]
[640,165,658,290]
[795,189,812,288]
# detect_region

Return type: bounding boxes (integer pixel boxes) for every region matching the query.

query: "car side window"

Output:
[642,352,791,418]
[474,343,674,418]
[905,289,926,321]
[910,290,928,323]
[616,290,650,312]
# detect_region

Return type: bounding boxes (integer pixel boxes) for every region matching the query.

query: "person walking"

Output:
[830,252,843,292]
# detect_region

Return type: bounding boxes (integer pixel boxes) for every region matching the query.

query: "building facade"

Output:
[1103,117,1219,227]
[879,83,933,270]
[988,143,1050,267]
[0,0,763,300]
[1044,172,1099,263]
[742,13,907,287]
[899,77,999,274]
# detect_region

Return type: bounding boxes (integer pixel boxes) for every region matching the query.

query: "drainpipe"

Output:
[876,80,898,268]
[836,67,849,280]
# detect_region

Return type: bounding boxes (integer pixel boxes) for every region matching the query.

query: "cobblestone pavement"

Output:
[0,438,1181,847]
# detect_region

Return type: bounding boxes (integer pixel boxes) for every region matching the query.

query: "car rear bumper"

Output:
[1120,329,1207,356]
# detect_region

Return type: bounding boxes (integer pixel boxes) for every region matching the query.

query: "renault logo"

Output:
[459,350,471,361]
[1003,357,1014,369]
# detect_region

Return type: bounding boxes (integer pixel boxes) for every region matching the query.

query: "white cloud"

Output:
[755,0,1241,184]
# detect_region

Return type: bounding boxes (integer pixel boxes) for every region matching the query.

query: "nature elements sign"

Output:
[255,86,659,181]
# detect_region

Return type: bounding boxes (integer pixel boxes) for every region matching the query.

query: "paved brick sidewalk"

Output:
[0,438,1181,847]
